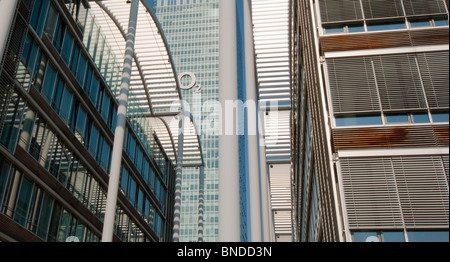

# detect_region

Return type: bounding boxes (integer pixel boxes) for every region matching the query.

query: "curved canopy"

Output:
[88,0,203,167]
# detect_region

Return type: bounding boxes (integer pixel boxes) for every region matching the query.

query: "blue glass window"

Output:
[324,25,345,34]
[434,17,449,26]
[367,20,406,31]
[412,113,430,123]
[410,19,431,27]
[386,113,409,123]
[348,24,365,33]
[408,231,449,242]
[432,112,449,123]
[383,231,405,242]
[336,115,383,127]
[42,64,58,103]
[353,232,380,242]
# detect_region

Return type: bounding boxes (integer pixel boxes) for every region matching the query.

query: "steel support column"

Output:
[102,0,139,242]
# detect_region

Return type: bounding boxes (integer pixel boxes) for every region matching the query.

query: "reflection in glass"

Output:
[353,232,380,242]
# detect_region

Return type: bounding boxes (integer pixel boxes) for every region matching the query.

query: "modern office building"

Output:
[153,0,275,242]
[290,0,449,242]
[0,0,204,242]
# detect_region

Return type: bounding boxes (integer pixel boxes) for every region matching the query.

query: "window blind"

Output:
[327,56,380,113]
[362,0,404,19]
[340,157,404,229]
[416,51,449,109]
[402,0,448,16]
[392,156,449,227]
[372,53,427,111]
[319,0,363,23]
[340,155,449,229]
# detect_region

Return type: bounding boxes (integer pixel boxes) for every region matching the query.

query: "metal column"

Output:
[218,0,241,242]
[197,166,205,242]
[243,0,262,242]
[101,0,139,242]
[172,113,185,242]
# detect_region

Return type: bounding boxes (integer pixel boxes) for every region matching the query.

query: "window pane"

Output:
[410,19,431,27]
[382,231,405,242]
[336,115,383,126]
[353,232,380,242]
[408,231,449,242]
[432,112,449,123]
[367,20,406,31]
[434,17,449,26]
[386,113,409,123]
[324,25,345,34]
[348,24,365,33]
[412,113,430,123]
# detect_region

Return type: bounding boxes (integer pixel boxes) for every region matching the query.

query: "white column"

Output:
[172,114,184,242]
[243,0,262,243]
[197,166,205,242]
[102,0,139,242]
[219,0,240,242]
[0,0,18,61]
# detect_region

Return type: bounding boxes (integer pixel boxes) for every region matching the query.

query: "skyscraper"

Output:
[153,0,222,242]
[290,0,449,242]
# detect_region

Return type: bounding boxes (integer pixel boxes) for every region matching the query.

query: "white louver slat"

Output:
[340,155,449,230]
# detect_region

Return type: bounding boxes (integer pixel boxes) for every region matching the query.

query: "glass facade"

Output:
[0,0,176,242]
[153,0,220,242]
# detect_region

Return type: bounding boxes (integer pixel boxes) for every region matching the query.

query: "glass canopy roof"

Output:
[88,0,203,167]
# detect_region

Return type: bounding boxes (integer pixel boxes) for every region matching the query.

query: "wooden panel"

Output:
[321,28,449,53]
[333,125,449,150]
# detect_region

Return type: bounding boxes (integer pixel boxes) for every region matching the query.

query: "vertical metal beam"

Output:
[219,0,241,242]
[0,0,18,62]
[102,0,139,242]
[243,0,262,243]
[172,113,184,242]
[197,165,205,242]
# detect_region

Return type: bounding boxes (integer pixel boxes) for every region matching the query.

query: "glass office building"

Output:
[0,0,201,242]
[290,0,449,242]
[153,0,222,242]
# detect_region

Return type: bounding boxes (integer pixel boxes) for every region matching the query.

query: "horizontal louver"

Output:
[340,157,404,229]
[402,0,448,16]
[442,155,449,184]
[372,54,426,110]
[340,155,449,229]
[327,57,380,113]
[327,51,448,114]
[416,51,449,109]
[393,156,449,227]
[319,0,363,23]
[362,0,404,19]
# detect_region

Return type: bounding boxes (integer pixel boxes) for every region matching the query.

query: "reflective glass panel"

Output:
[382,231,405,242]
[408,231,449,242]
[336,115,383,126]
[353,232,380,242]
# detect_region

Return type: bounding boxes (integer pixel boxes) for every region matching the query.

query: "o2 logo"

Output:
[178,72,202,93]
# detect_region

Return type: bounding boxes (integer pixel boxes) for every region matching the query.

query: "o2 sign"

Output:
[178,72,201,93]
